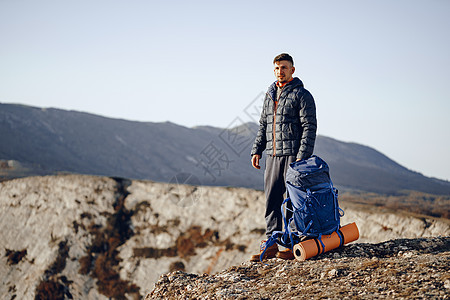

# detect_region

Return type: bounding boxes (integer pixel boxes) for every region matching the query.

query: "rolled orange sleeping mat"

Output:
[293,222,359,261]
[341,221,359,244]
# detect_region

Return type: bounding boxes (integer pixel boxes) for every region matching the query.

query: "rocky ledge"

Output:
[148,236,450,299]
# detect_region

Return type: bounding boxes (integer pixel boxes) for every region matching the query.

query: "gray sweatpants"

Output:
[264,155,296,238]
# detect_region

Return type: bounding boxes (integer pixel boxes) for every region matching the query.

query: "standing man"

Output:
[250,53,317,261]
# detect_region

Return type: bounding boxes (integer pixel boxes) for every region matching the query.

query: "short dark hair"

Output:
[273,53,294,66]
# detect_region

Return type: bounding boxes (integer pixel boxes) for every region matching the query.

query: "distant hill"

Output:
[1,103,449,195]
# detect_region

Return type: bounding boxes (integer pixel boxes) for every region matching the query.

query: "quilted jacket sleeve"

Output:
[250,95,268,156]
[297,90,317,160]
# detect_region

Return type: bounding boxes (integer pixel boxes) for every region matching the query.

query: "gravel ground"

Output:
[148,236,450,299]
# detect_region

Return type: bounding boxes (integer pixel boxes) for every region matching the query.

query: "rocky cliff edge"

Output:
[0,175,449,299]
[148,237,450,299]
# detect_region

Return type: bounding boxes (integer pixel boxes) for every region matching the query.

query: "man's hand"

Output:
[251,154,261,169]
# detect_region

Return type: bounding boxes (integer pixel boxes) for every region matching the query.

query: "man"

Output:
[250,53,317,261]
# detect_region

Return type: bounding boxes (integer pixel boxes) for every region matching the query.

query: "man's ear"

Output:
[292,66,295,74]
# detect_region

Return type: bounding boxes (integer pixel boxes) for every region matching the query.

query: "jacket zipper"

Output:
[273,99,278,156]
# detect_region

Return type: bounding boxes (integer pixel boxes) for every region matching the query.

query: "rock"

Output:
[0,175,449,299]
[147,237,450,299]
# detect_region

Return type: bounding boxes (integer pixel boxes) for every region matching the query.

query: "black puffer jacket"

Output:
[251,77,317,160]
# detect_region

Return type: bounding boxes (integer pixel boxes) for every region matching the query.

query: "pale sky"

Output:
[1,0,449,181]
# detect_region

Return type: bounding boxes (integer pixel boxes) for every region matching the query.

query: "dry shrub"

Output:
[5,249,27,265]
[133,247,177,259]
[78,256,92,275]
[76,178,140,299]
[35,279,66,300]
[176,235,196,258]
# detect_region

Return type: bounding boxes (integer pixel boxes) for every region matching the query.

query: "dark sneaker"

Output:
[250,240,279,262]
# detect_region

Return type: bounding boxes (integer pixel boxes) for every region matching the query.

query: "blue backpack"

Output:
[261,155,343,260]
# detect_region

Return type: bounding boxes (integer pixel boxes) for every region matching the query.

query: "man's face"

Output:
[274,60,295,83]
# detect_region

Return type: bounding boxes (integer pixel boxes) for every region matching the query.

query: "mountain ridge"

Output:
[1,102,449,195]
